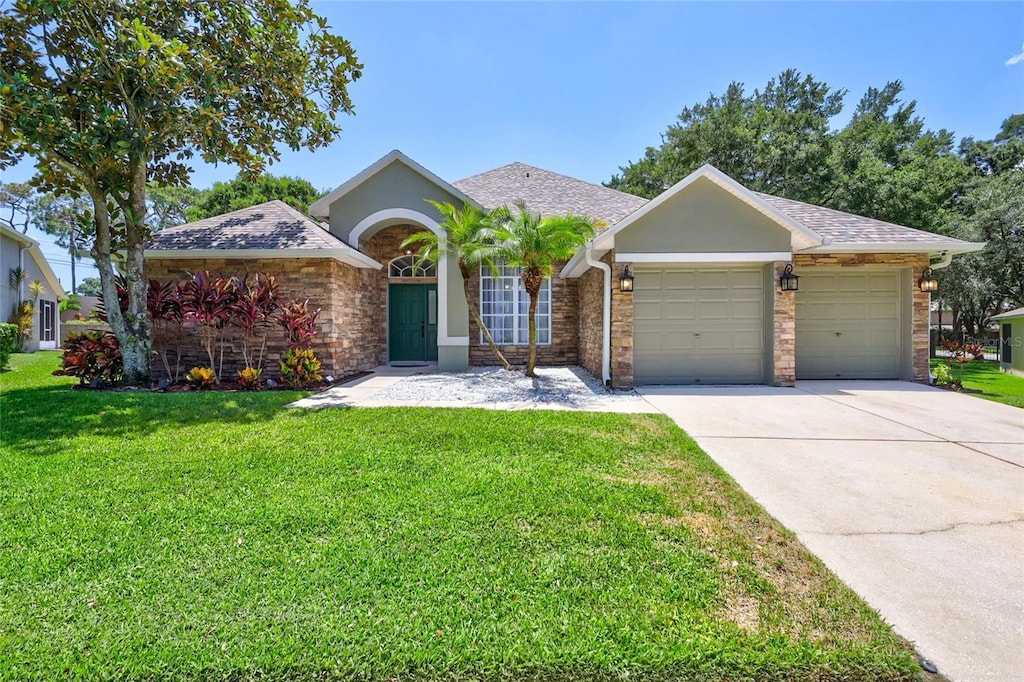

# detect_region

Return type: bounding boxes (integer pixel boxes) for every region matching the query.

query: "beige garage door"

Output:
[633,266,764,384]
[796,270,902,379]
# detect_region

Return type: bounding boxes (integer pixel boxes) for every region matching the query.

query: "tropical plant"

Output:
[27,279,43,304]
[52,331,123,385]
[402,200,511,370]
[8,266,26,292]
[275,299,321,349]
[0,322,18,369]
[236,367,263,390]
[279,348,322,388]
[179,272,236,382]
[186,366,216,389]
[488,202,598,376]
[932,362,954,387]
[1,1,361,385]
[148,280,184,382]
[60,294,83,313]
[229,273,279,370]
[8,300,33,349]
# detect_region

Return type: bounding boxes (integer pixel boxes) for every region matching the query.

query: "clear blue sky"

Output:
[4,1,1023,290]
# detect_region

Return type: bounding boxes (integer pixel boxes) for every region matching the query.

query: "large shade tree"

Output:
[187,173,323,221]
[489,202,597,377]
[1,1,361,384]
[400,200,512,370]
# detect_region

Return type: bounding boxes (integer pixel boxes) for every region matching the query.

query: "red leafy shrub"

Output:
[229,273,279,370]
[53,331,123,385]
[276,299,321,349]
[179,271,236,380]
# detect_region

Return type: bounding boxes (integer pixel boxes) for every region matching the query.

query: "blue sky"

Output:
[5,1,1023,290]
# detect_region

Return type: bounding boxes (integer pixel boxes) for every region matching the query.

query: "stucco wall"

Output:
[615,179,792,254]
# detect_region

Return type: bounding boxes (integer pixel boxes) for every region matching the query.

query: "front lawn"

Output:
[1,352,920,680]
[930,358,1024,409]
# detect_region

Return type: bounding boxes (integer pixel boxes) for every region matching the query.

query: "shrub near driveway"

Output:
[0,353,922,681]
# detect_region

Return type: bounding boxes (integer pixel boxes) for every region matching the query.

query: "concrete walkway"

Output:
[638,381,1024,682]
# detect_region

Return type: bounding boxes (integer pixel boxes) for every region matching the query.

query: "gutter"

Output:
[929,250,956,270]
[584,249,612,385]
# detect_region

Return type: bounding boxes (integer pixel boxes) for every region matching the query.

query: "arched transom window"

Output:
[388,255,436,278]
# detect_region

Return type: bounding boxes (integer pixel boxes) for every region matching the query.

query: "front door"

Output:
[388,284,438,362]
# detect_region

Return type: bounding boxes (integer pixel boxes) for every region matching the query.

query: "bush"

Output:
[52,331,123,385]
[280,348,322,388]
[0,322,18,369]
[932,363,955,387]
[186,366,216,389]
[236,367,262,390]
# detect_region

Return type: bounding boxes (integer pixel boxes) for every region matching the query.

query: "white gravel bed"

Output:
[367,366,646,408]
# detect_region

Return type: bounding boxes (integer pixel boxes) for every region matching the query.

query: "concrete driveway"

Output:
[638,381,1024,682]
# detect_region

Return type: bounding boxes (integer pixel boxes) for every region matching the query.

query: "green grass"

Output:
[1,352,921,681]
[930,358,1024,409]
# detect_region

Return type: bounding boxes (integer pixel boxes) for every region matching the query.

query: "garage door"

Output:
[633,266,764,384]
[796,270,902,379]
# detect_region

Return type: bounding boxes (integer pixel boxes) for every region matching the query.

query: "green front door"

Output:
[388,283,438,362]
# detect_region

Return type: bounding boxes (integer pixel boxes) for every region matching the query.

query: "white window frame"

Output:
[388,255,436,278]
[479,263,552,346]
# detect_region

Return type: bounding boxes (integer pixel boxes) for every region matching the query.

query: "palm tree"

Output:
[489,201,597,377]
[401,200,513,370]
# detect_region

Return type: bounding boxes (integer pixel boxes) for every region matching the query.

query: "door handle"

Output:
[421,322,425,338]
[835,331,842,337]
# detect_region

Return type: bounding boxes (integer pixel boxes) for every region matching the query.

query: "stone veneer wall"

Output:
[793,252,931,382]
[772,261,796,386]
[609,256,634,389]
[576,256,607,380]
[467,261,580,367]
[145,257,378,381]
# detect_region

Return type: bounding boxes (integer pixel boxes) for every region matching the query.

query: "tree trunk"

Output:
[69,245,77,295]
[461,265,512,370]
[522,269,544,377]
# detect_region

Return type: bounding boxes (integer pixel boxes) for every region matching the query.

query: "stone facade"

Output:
[772,261,796,387]
[145,257,377,381]
[793,252,931,383]
[608,256,634,389]
[467,261,580,367]
[577,257,606,380]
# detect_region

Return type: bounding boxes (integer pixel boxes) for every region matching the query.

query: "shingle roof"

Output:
[453,162,648,225]
[754,192,966,245]
[991,306,1024,321]
[147,200,345,251]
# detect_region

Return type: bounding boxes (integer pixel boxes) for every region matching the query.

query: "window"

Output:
[389,255,436,278]
[480,262,551,345]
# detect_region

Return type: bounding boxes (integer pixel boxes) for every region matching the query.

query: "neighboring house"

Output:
[991,307,1024,377]
[146,150,983,387]
[1,221,65,351]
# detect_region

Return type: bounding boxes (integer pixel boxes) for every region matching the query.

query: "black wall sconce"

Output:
[619,265,634,293]
[918,267,938,292]
[779,263,799,292]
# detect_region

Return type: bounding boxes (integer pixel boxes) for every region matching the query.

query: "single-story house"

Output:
[1,220,66,351]
[991,307,1024,377]
[146,150,983,387]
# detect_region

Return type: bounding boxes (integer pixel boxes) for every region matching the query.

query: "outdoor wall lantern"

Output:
[619,265,635,293]
[918,267,939,292]
[779,264,799,292]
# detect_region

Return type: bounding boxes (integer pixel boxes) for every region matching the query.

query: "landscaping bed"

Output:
[1,352,926,681]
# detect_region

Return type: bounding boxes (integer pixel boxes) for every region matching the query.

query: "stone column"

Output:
[610,256,634,389]
[773,261,796,386]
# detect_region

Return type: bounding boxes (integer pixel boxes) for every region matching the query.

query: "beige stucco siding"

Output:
[326,161,462,243]
[615,179,791,254]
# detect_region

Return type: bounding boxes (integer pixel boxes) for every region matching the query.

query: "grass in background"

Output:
[931,358,1024,409]
[1,352,920,680]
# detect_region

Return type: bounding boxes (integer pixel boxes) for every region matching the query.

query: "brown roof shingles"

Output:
[755,192,965,245]
[147,200,345,251]
[453,162,648,225]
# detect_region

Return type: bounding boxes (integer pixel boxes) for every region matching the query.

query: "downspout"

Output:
[584,249,612,385]
[929,250,953,270]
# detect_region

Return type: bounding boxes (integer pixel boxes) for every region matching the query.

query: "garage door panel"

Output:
[634,266,764,385]
[796,270,902,380]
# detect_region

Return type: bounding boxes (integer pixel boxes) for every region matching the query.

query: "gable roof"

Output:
[755,193,971,250]
[992,306,1024,322]
[590,164,824,252]
[146,200,381,269]
[453,162,648,224]
[0,221,66,300]
[309,149,476,219]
